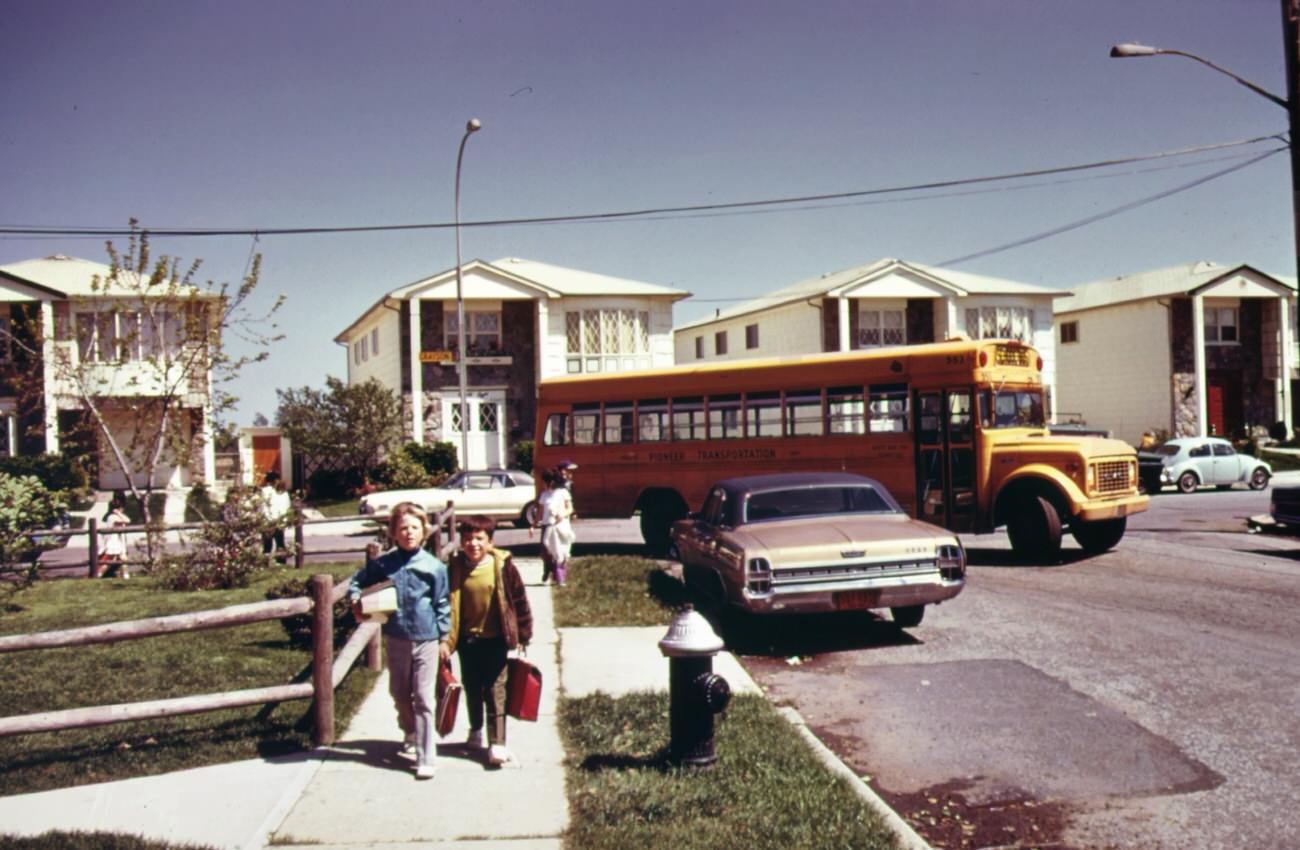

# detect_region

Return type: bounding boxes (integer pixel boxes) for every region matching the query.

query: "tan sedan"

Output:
[670,471,965,628]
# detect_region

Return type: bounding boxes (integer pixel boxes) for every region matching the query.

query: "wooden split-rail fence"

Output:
[0,505,457,746]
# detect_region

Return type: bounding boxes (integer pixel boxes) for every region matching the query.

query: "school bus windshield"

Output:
[980,387,1046,429]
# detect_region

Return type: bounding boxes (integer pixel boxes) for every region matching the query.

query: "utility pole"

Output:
[1282,0,1300,425]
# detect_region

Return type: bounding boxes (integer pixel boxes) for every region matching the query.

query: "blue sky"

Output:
[1,0,1291,423]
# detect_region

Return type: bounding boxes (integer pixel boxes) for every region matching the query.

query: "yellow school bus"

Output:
[533,338,1147,561]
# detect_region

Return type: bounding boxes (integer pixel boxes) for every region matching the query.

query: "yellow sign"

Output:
[419,350,454,363]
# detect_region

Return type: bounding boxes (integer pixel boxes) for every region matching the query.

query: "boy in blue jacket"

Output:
[348,502,450,780]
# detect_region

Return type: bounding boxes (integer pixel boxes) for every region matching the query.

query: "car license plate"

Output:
[835,590,879,610]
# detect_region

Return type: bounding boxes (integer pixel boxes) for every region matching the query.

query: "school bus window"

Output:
[980,388,1045,429]
[671,396,705,441]
[604,402,634,444]
[869,384,909,433]
[745,391,782,438]
[917,393,942,444]
[785,389,823,437]
[543,413,569,446]
[638,399,668,442]
[827,386,865,435]
[573,403,600,445]
[948,391,973,443]
[707,394,743,440]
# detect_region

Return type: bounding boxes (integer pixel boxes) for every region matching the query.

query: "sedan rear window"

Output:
[744,485,898,523]
[1157,444,1181,456]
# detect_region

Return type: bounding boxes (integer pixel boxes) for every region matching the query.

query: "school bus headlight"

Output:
[1086,464,1096,493]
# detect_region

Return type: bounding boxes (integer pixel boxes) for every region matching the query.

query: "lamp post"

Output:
[453,117,482,471]
[1111,21,1300,437]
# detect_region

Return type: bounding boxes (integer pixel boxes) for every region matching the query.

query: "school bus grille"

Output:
[1095,460,1132,493]
[994,345,1030,367]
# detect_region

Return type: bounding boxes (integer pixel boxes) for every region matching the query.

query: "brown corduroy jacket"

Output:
[445,547,533,653]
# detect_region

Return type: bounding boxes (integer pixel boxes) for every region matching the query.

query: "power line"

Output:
[0,135,1282,239]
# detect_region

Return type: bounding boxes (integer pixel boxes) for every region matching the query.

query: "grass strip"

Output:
[0,565,376,796]
[0,832,216,850]
[552,555,681,628]
[558,691,899,850]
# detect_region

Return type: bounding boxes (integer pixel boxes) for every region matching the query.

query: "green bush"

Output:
[0,453,89,494]
[377,449,432,489]
[306,466,365,500]
[403,441,458,476]
[264,575,356,649]
[185,483,220,522]
[0,474,66,595]
[512,439,534,474]
[153,487,275,590]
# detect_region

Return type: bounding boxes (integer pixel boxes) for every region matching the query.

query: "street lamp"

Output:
[1111,32,1300,437]
[453,117,482,472]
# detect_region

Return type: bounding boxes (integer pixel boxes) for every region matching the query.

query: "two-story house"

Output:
[673,257,1064,416]
[334,257,689,469]
[1053,261,1298,445]
[0,255,217,490]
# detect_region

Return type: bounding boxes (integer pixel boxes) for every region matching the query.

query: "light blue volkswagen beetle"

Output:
[1138,437,1271,494]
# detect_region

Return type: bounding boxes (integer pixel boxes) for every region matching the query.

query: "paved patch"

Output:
[769,658,1221,806]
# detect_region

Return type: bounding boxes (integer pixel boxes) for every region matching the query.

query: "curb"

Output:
[775,705,932,850]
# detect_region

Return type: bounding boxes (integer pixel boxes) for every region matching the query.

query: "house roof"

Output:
[335,257,690,342]
[1054,261,1297,314]
[0,254,208,299]
[674,257,1063,332]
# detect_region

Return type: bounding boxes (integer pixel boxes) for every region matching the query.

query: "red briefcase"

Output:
[435,658,461,737]
[505,656,542,722]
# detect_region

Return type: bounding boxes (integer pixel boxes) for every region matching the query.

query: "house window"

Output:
[360,336,368,361]
[565,309,650,373]
[1205,306,1238,343]
[371,327,379,355]
[745,323,759,350]
[715,330,728,356]
[75,310,149,363]
[965,306,1035,342]
[445,309,502,357]
[856,308,906,348]
[694,336,704,359]
[352,341,360,365]
[1060,321,1078,344]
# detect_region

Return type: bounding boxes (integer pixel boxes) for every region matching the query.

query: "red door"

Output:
[1206,373,1242,438]
[252,435,281,480]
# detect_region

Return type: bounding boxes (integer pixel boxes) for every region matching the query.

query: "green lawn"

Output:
[559,692,899,850]
[552,555,680,628]
[304,498,363,518]
[0,565,376,796]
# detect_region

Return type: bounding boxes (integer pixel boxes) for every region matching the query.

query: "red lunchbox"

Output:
[505,656,542,721]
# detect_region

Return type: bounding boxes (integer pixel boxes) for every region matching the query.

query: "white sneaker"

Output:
[399,734,417,757]
[465,728,485,750]
[415,763,436,780]
[487,744,511,766]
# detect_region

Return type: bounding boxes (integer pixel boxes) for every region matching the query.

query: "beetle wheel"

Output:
[1249,468,1270,490]
[1177,471,1199,494]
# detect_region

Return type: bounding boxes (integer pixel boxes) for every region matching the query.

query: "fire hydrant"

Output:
[658,604,731,766]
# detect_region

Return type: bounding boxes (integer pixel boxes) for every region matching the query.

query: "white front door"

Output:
[442,390,506,470]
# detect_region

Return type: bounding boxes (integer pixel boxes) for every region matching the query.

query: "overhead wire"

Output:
[0,134,1283,239]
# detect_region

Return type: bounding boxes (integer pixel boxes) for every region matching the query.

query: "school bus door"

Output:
[914,388,976,532]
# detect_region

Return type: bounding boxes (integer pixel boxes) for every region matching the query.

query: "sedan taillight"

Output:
[938,543,965,581]
[746,557,772,595]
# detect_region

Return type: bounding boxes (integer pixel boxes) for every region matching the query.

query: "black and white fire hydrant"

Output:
[658,604,732,766]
